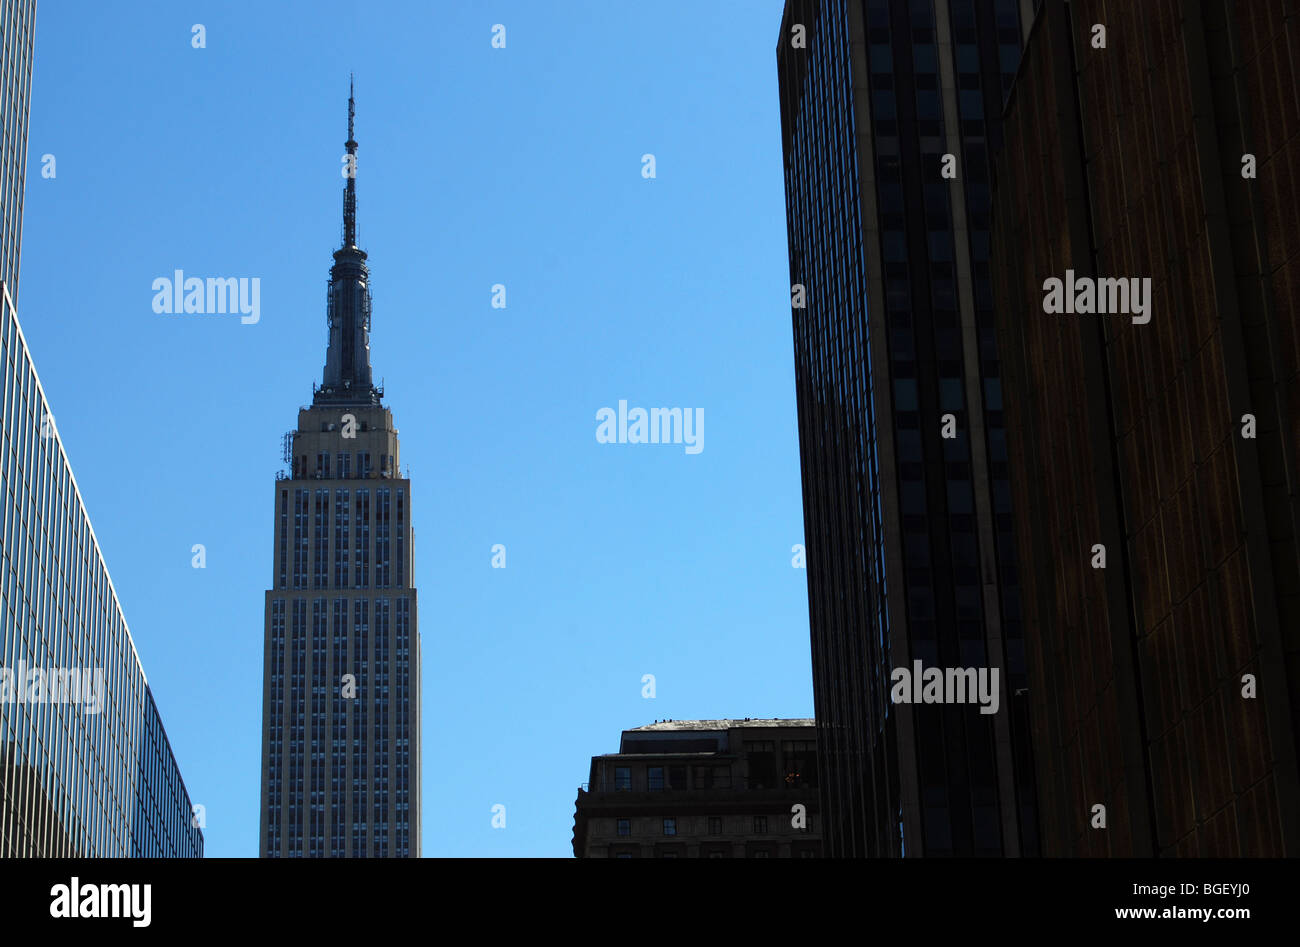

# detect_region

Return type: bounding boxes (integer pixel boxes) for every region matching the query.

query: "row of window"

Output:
[615,815,813,837]
[297,451,397,481]
[609,751,818,792]
[611,846,816,859]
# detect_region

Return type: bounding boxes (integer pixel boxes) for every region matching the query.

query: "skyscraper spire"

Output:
[317,77,378,405]
[343,74,357,248]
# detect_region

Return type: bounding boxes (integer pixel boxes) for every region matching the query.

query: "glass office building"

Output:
[0,0,201,858]
[0,0,35,306]
[0,284,204,857]
[259,87,421,858]
[776,0,1039,855]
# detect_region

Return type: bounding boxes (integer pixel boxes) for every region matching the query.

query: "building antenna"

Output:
[343,74,358,247]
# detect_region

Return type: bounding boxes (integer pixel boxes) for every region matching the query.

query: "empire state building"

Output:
[260,84,421,857]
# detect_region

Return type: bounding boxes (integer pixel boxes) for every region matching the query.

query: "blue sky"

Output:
[19,0,805,857]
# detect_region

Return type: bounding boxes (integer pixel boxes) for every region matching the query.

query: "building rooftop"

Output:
[628,718,815,732]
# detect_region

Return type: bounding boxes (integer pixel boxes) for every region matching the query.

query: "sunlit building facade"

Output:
[259,85,421,858]
[0,0,34,307]
[0,285,203,857]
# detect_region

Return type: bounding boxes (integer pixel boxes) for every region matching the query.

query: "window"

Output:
[617,819,630,837]
[753,816,768,834]
[753,850,771,858]
[707,849,725,858]
[708,816,722,835]
[648,767,665,791]
[782,740,818,789]
[745,741,777,789]
[615,767,631,791]
[712,765,731,789]
[663,818,676,836]
[616,853,633,859]
[668,765,686,790]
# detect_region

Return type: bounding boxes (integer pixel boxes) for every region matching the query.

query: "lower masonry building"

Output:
[0,283,203,857]
[573,719,821,857]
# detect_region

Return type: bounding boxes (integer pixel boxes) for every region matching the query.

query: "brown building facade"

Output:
[990,0,1300,855]
[573,720,822,857]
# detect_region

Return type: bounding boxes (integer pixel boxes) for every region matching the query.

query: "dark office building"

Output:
[776,0,1041,856]
[990,0,1300,856]
[0,0,34,306]
[573,720,822,857]
[260,85,422,858]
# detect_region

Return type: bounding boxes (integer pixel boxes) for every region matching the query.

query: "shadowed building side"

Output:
[573,720,822,858]
[990,0,1300,856]
[776,0,1041,856]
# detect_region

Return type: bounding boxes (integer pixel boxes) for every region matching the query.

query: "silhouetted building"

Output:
[260,83,421,858]
[776,0,1040,856]
[573,720,822,857]
[990,0,1300,855]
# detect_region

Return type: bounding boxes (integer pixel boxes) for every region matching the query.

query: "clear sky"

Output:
[19,0,805,857]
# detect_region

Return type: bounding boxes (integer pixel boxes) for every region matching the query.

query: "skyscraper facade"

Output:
[0,0,201,859]
[0,0,35,306]
[991,0,1300,856]
[776,0,1040,856]
[260,87,421,858]
[0,282,204,857]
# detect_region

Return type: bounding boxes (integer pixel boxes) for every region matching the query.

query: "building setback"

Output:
[260,84,421,858]
[776,0,1041,856]
[573,720,822,857]
[990,0,1300,855]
